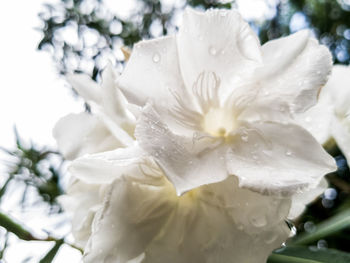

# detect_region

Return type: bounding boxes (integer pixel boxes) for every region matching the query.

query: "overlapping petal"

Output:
[79,155,290,263]
[257,30,332,113]
[53,113,121,160]
[177,8,262,96]
[226,122,336,195]
[135,104,228,195]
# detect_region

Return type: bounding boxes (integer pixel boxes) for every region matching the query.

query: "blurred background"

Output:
[1,0,350,262]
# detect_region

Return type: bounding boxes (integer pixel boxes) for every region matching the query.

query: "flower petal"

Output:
[177,8,262,96]
[288,178,327,219]
[69,145,146,184]
[332,118,350,163]
[84,173,175,263]
[118,35,186,107]
[226,122,336,195]
[58,179,105,247]
[295,92,333,145]
[53,113,121,160]
[66,74,101,104]
[257,30,332,113]
[135,104,228,195]
[327,65,350,115]
[143,177,290,263]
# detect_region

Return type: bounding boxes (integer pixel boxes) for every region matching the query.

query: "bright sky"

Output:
[0,0,83,262]
[0,0,275,262]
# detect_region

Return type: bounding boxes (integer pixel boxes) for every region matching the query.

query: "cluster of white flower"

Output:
[53,8,350,263]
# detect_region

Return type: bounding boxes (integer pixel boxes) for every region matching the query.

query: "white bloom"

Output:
[53,64,136,160]
[298,65,350,163]
[70,147,292,263]
[118,8,336,196]
[54,64,137,246]
[54,7,338,261]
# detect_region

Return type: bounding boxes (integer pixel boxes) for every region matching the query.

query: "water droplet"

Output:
[290,226,297,237]
[285,150,292,156]
[316,70,321,75]
[264,232,278,244]
[317,239,328,249]
[209,46,217,56]
[241,132,249,142]
[304,221,316,233]
[250,215,267,228]
[152,52,160,63]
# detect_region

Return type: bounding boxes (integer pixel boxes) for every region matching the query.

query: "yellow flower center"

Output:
[202,107,237,138]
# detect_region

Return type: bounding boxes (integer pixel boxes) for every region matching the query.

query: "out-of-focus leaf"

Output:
[39,239,64,263]
[268,246,350,263]
[292,209,350,245]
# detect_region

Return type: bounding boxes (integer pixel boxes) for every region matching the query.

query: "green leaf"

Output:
[39,239,64,263]
[268,246,350,263]
[292,209,350,245]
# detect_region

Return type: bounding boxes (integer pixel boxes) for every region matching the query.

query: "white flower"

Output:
[118,8,336,196]
[53,64,136,160]
[54,64,138,246]
[297,65,350,163]
[70,147,292,263]
[54,7,338,262]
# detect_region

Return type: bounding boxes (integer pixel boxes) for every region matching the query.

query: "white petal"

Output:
[135,104,228,195]
[84,169,290,263]
[288,178,328,219]
[118,35,185,107]
[295,92,333,145]
[177,8,261,96]
[69,145,146,184]
[53,113,121,160]
[66,74,101,104]
[143,177,290,263]
[59,179,105,247]
[84,174,175,263]
[258,30,332,113]
[327,65,350,115]
[226,122,336,195]
[100,63,132,123]
[332,118,350,163]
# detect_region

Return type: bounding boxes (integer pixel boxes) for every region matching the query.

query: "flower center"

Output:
[202,107,237,137]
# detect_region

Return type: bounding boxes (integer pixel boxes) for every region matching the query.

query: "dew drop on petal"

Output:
[250,215,267,228]
[152,52,160,63]
[241,134,249,142]
[264,232,278,244]
[209,46,217,56]
[285,150,292,156]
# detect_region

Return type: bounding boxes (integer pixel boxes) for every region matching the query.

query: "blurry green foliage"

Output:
[0,128,63,211]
